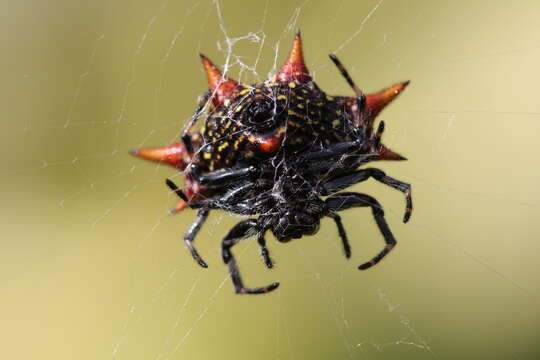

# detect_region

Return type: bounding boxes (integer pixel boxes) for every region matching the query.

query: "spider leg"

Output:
[191,182,255,209]
[165,178,189,203]
[305,155,373,174]
[326,192,397,270]
[190,164,259,186]
[190,183,259,217]
[326,213,351,258]
[215,182,255,204]
[319,168,412,223]
[328,54,364,99]
[300,109,392,166]
[183,209,210,268]
[301,140,362,161]
[167,175,257,214]
[221,219,279,294]
[192,199,257,216]
[257,229,274,268]
[300,140,375,176]
[164,179,209,267]
[373,121,385,149]
[328,54,367,127]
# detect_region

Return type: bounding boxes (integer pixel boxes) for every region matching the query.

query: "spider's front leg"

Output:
[189,164,259,187]
[325,192,397,270]
[167,178,271,268]
[221,219,279,294]
[183,209,210,268]
[166,179,210,268]
[165,165,260,210]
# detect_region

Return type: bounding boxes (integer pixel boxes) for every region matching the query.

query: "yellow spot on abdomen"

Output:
[288,109,305,119]
[217,142,229,152]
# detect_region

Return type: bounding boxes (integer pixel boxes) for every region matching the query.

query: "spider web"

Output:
[3,0,540,359]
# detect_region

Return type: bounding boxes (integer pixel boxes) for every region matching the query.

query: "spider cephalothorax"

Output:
[132,32,412,294]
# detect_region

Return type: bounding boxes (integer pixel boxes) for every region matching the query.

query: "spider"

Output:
[132,32,412,294]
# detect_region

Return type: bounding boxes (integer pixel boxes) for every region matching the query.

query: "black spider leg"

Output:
[191,183,260,216]
[166,179,266,267]
[184,209,209,268]
[328,54,368,137]
[301,140,362,162]
[300,139,376,175]
[326,213,351,258]
[319,168,412,223]
[214,186,274,268]
[188,182,275,268]
[373,121,385,149]
[192,182,255,208]
[257,228,274,268]
[326,192,397,270]
[165,178,189,203]
[305,144,388,177]
[189,164,259,186]
[165,179,210,268]
[328,54,363,98]
[298,142,410,221]
[221,219,280,294]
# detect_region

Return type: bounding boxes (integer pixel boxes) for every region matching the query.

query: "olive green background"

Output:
[2,0,540,359]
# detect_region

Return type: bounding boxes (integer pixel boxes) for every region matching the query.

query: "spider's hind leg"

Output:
[165,178,210,268]
[326,192,397,270]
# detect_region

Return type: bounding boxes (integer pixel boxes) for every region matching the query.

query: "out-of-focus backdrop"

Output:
[2,0,539,359]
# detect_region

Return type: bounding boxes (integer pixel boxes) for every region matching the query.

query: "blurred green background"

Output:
[2,0,540,359]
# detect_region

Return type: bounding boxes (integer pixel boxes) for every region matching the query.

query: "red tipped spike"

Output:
[131,142,190,170]
[200,54,241,106]
[200,54,227,90]
[170,198,189,214]
[366,81,409,120]
[275,31,311,83]
[374,144,407,161]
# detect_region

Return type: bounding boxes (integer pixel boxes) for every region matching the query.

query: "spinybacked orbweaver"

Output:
[132,31,411,294]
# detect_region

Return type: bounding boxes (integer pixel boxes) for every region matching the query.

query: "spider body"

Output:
[132,32,412,294]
